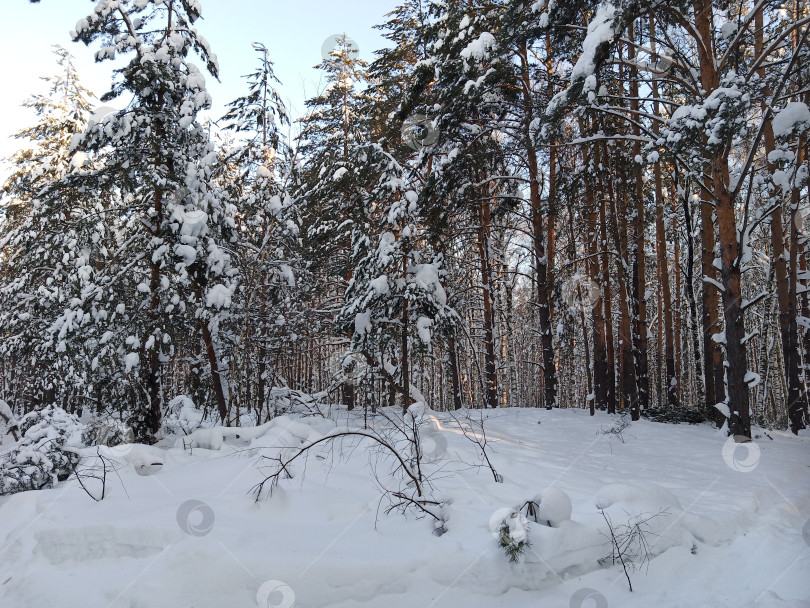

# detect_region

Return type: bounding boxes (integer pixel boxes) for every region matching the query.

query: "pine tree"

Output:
[416,0,518,408]
[365,0,432,149]
[28,0,238,438]
[297,33,369,279]
[336,144,457,411]
[220,42,302,421]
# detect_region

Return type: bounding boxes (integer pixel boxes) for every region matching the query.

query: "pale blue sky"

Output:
[0,0,400,166]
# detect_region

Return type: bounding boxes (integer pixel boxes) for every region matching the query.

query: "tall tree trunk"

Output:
[476,198,498,409]
[144,90,167,437]
[700,188,725,423]
[627,23,649,418]
[755,7,803,434]
[649,21,677,408]
[581,120,609,412]
[146,254,162,435]
[595,142,617,413]
[581,303,594,415]
[672,184,684,405]
[693,0,726,426]
[608,167,639,420]
[801,250,810,430]
[714,158,750,437]
[681,183,706,411]
[694,0,749,437]
[788,138,807,433]
[200,318,229,424]
[756,260,775,420]
[257,296,267,423]
[401,255,410,414]
[448,335,463,410]
[519,42,557,410]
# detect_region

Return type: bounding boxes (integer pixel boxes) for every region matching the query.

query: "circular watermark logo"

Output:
[562,275,600,314]
[419,424,447,462]
[257,580,296,608]
[86,420,136,458]
[94,421,134,445]
[570,588,608,608]
[176,499,215,537]
[321,34,359,62]
[87,105,117,129]
[654,49,674,73]
[402,114,439,150]
[721,435,761,473]
[328,350,368,384]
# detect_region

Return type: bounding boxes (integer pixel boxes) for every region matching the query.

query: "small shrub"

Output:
[161,395,204,437]
[640,407,705,425]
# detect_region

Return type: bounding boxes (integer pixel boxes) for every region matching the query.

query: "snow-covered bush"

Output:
[266,388,329,421]
[0,405,83,495]
[161,396,205,437]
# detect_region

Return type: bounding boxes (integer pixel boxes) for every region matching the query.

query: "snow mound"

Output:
[179,415,323,451]
[530,487,572,527]
[595,481,734,547]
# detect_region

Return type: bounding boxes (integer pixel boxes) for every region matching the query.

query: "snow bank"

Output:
[0,409,807,607]
[178,415,323,452]
[595,481,735,547]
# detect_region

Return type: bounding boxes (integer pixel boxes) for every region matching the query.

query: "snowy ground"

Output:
[0,407,808,608]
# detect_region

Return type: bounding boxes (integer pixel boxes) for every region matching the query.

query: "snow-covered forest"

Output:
[0,1,808,607]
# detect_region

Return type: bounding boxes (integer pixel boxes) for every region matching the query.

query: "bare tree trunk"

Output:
[581,120,609,412]
[519,42,557,410]
[788,138,807,433]
[401,256,410,413]
[628,23,649,417]
[649,22,677,408]
[755,7,803,434]
[144,90,167,437]
[257,292,267,422]
[693,0,726,425]
[607,163,639,416]
[596,141,617,413]
[714,161,750,437]
[694,0,749,436]
[672,184,684,405]
[448,335,463,410]
[476,199,498,409]
[200,318,228,424]
[681,181,706,412]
